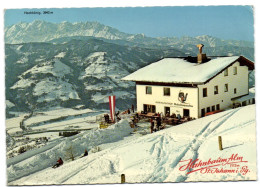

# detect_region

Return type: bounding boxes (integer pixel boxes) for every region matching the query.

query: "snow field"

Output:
[7,105,256,185]
[23,108,94,126]
[7,119,133,184]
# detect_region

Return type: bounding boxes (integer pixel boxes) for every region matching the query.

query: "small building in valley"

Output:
[122,44,254,118]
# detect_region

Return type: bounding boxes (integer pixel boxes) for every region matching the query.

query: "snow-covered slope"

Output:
[7,105,256,185]
[6,39,186,113]
[10,59,80,105]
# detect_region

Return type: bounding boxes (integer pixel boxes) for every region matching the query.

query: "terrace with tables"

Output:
[137,112,195,126]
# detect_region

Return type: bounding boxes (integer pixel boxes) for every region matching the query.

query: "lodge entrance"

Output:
[183,109,190,117]
[201,108,205,117]
[143,104,156,113]
[165,107,170,115]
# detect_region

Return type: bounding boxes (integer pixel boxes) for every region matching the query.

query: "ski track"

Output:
[58,157,99,183]
[172,109,240,182]
[146,109,240,183]
[7,138,64,167]
[9,107,255,184]
[54,149,119,184]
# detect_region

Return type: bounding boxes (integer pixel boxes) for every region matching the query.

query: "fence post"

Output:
[218,136,223,150]
[121,174,125,183]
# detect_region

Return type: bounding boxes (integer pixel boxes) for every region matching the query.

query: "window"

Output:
[143,104,156,113]
[203,88,207,97]
[212,105,215,111]
[214,86,218,95]
[234,88,237,94]
[216,104,220,110]
[206,107,210,113]
[224,69,228,76]
[164,87,170,96]
[224,84,228,92]
[146,86,152,94]
[233,67,237,75]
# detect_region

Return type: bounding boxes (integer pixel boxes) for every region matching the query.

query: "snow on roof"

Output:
[233,87,255,102]
[122,56,240,84]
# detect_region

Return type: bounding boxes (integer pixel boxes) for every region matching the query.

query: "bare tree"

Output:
[65,143,76,161]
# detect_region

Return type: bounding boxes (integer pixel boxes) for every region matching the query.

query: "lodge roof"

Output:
[122,56,254,85]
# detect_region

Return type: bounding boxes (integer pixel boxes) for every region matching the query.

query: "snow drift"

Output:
[7,105,256,185]
[7,119,133,183]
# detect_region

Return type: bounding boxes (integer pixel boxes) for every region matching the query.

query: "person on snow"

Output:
[132,116,137,127]
[81,149,88,157]
[131,104,135,113]
[150,118,154,133]
[156,117,161,131]
[115,111,121,121]
[154,120,158,132]
[52,157,63,168]
[104,114,110,123]
[135,112,139,120]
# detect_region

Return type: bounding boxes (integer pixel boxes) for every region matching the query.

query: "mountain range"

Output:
[5,20,255,116]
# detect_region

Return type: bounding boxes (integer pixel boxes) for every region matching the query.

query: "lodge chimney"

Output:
[196,44,207,64]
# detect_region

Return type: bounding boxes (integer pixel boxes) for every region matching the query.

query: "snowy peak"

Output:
[195,35,219,47]
[5,20,131,44]
[5,20,254,51]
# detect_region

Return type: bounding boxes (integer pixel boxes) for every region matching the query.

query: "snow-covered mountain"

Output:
[5,20,255,114]
[11,59,80,104]
[5,39,186,114]
[5,20,254,49]
[5,20,130,43]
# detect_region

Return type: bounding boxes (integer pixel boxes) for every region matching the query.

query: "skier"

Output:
[52,157,63,168]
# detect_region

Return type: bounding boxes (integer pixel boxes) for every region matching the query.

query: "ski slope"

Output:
[7,105,256,185]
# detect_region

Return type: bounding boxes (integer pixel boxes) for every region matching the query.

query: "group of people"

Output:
[150,114,162,133]
[165,112,181,120]
[52,149,88,168]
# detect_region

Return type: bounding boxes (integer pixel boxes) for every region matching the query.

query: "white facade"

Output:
[135,61,251,118]
[198,61,249,117]
[136,84,199,118]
